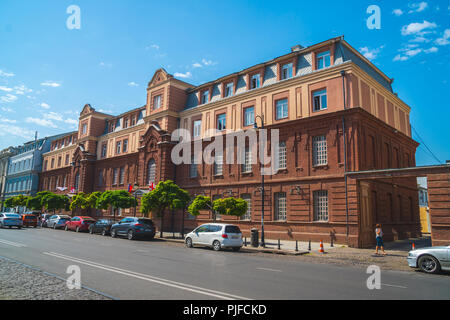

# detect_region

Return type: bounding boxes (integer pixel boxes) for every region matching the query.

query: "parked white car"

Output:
[407,245,450,274]
[185,223,243,251]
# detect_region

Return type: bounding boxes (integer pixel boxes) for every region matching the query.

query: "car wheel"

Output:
[101,228,107,236]
[111,229,117,238]
[76,226,80,233]
[418,255,441,274]
[18,226,22,229]
[232,247,241,252]
[186,237,193,248]
[9,226,12,229]
[127,230,135,240]
[213,240,221,251]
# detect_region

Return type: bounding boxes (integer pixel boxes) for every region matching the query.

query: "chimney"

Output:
[291,44,304,52]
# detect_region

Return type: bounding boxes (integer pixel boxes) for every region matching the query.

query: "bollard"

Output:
[330,236,334,248]
[308,240,311,251]
[278,239,281,250]
[319,240,325,253]
[244,237,247,247]
[295,240,299,252]
[412,242,415,250]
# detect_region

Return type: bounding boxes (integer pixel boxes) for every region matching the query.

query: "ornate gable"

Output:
[80,104,95,117]
[148,68,173,88]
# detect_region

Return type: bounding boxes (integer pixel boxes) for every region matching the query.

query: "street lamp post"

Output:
[254,114,265,248]
[133,182,139,217]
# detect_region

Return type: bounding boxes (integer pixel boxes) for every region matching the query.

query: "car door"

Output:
[191,225,208,245]
[117,218,131,234]
[444,246,450,269]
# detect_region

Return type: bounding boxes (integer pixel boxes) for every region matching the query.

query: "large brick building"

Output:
[39,36,421,247]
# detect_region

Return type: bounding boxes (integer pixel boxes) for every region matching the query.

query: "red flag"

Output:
[149,182,155,190]
[128,184,133,193]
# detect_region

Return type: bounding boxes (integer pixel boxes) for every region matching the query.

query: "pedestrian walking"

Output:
[375,224,386,255]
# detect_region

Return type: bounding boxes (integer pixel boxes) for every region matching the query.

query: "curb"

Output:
[155,236,309,256]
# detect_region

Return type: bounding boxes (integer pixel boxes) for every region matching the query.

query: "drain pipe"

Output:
[341,70,349,244]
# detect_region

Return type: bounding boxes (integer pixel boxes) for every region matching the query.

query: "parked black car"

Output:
[88,219,118,236]
[110,217,156,240]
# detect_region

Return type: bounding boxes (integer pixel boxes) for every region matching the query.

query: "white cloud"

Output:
[435,29,450,46]
[13,85,32,95]
[1,107,14,112]
[201,59,216,66]
[41,81,61,88]
[192,62,203,68]
[0,86,13,92]
[410,36,431,43]
[408,2,428,13]
[360,45,384,60]
[424,47,438,53]
[0,70,15,77]
[0,124,35,140]
[40,102,51,109]
[25,117,57,128]
[393,9,404,16]
[44,112,63,121]
[174,71,192,79]
[401,21,437,36]
[146,44,160,50]
[64,118,78,125]
[394,47,423,61]
[0,118,17,124]
[0,94,18,103]
[99,62,112,68]
[128,82,139,87]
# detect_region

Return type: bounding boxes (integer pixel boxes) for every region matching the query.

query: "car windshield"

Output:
[225,226,241,234]
[25,216,35,219]
[138,219,154,226]
[5,214,20,218]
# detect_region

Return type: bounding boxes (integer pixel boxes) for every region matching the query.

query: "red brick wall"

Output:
[428,172,450,246]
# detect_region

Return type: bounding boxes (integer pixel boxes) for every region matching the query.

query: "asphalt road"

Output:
[0,227,449,300]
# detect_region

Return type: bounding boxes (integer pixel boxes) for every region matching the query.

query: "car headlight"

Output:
[408,251,417,257]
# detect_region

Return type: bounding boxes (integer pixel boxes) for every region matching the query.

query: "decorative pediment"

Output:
[140,123,166,151]
[80,104,95,117]
[148,68,173,88]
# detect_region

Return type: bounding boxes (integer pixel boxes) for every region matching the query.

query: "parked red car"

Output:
[64,216,96,232]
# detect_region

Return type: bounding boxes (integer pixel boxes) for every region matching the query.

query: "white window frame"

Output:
[241,194,252,220]
[154,95,162,110]
[274,192,287,221]
[316,51,331,70]
[193,120,202,138]
[281,63,293,80]
[190,155,198,178]
[201,90,209,104]
[313,89,327,112]
[244,107,255,126]
[214,154,223,176]
[279,141,287,169]
[313,135,327,166]
[313,190,329,221]
[217,114,226,131]
[251,74,260,89]
[225,82,234,97]
[276,99,288,120]
[242,146,252,173]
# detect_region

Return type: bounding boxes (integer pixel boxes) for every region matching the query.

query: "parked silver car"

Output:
[0,213,23,229]
[46,215,72,229]
[185,223,243,251]
[407,245,450,274]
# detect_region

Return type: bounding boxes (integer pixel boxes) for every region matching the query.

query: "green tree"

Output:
[86,192,102,209]
[96,190,137,220]
[141,180,190,238]
[26,196,43,212]
[4,195,29,213]
[188,195,213,217]
[212,197,248,218]
[69,192,89,213]
[41,193,70,214]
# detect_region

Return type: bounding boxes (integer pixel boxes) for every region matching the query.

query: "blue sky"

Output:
[0,0,448,166]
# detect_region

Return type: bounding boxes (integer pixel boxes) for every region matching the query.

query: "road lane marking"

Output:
[0,239,27,248]
[257,267,282,272]
[43,251,251,300]
[381,283,407,289]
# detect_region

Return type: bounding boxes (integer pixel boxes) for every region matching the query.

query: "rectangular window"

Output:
[193,120,202,138]
[154,95,161,110]
[314,190,329,221]
[131,116,136,126]
[51,158,55,169]
[82,123,87,135]
[313,89,327,111]
[251,74,260,89]
[242,146,252,173]
[276,99,288,120]
[214,154,223,176]
[113,168,118,185]
[119,167,125,185]
[281,63,293,80]
[274,192,287,221]
[313,135,327,166]
[217,114,226,131]
[278,141,287,169]
[57,157,62,167]
[241,194,252,220]
[190,155,197,178]
[244,107,255,126]
[123,118,128,129]
[225,82,234,97]
[101,144,107,158]
[201,90,209,104]
[123,139,128,153]
[316,51,331,70]
[65,154,69,165]
[98,171,103,186]
[212,195,221,220]
[116,141,121,154]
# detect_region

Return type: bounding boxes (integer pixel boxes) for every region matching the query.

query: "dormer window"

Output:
[82,123,87,135]
[123,117,128,129]
[201,90,209,104]
[316,51,331,70]
[154,95,162,110]
[131,116,136,126]
[251,74,260,89]
[281,63,293,80]
[225,82,234,97]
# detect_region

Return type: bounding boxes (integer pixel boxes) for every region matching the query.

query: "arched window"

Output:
[147,159,156,185]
